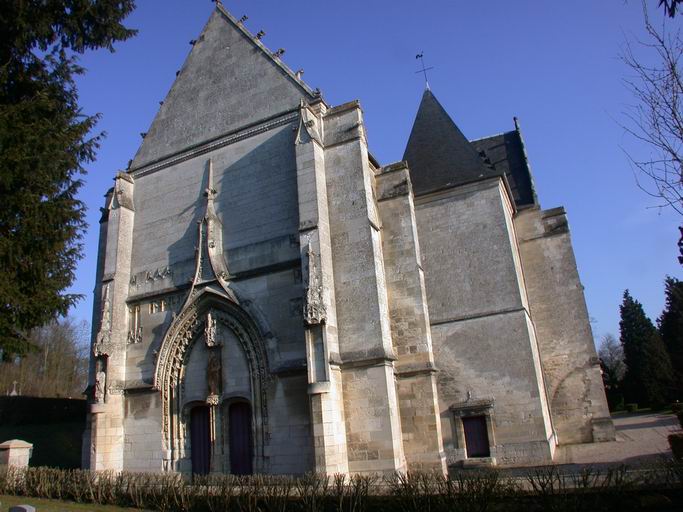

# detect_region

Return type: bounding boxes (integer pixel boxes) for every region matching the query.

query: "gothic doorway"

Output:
[462,415,490,458]
[190,406,211,475]
[229,401,253,475]
[155,295,270,474]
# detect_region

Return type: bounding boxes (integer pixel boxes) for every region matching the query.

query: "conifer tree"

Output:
[0,1,136,359]
[659,276,683,399]
[620,290,675,408]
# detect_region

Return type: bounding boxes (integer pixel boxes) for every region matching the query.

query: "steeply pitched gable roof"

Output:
[402,89,497,196]
[130,5,315,169]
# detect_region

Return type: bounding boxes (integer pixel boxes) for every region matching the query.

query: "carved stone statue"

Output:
[95,370,106,403]
[205,312,218,347]
[207,349,222,398]
[93,283,113,357]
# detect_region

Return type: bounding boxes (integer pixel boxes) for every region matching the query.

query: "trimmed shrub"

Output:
[625,403,638,412]
[1,464,682,511]
[670,433,683,462]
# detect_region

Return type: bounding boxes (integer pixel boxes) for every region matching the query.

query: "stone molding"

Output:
[130,111,299,178]
[449,397,495,417]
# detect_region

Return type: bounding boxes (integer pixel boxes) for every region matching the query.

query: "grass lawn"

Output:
[0,495,148,511]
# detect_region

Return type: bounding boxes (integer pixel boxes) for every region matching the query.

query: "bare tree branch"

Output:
[621,4,683,218]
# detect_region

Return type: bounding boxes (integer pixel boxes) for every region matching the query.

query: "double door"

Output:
[190,402,253,475]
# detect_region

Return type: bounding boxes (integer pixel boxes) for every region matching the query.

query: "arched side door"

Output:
[229,401,253,475]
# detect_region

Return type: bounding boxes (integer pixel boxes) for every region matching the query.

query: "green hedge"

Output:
[0,464,682,512]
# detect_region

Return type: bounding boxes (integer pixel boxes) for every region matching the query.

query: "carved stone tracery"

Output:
[303,245,326,325]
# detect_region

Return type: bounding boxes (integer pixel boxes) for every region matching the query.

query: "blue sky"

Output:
[70,0,681,342]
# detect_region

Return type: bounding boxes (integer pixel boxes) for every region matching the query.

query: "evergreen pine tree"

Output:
[0,1,136,359]
[620,290,675,408]
[659,276,683,399]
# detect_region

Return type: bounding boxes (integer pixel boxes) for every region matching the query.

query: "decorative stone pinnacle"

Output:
[204,159,217,199]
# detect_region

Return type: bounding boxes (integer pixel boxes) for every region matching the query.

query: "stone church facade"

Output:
[84,3,614,475]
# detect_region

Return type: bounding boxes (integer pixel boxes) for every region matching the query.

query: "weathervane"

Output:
[415,52,434,90]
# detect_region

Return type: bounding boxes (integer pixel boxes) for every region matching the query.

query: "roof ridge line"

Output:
[214,3,318,99]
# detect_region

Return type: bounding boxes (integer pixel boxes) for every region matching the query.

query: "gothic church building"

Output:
[85,3,614,475]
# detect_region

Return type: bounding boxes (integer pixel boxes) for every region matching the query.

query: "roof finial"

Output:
[415,52,434,90]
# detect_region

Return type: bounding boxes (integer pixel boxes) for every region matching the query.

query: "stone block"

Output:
[0,439,33,468]
[592,417,616,442]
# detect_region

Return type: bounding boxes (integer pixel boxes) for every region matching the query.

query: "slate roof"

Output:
[403,89,537,208]
[403,89,498,196]
[471,124,537,208]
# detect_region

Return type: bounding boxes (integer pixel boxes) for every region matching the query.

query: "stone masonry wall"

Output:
[110,118,314,473]
[415,179,554,467]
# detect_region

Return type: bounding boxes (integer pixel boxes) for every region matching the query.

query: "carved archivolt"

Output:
[153,294,270,472]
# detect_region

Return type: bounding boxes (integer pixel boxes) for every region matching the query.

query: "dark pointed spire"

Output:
[403,89,493,195]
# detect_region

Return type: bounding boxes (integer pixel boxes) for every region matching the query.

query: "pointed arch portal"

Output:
[153,291,269,474]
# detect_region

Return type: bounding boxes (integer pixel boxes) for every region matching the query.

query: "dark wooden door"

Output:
[462,415,490,458]
[229,402,253,475]
[190,406,211,475]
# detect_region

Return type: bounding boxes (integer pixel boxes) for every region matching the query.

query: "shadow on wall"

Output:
[0,397,86,469]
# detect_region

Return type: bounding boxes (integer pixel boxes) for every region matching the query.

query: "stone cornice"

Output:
[129,109,299,178]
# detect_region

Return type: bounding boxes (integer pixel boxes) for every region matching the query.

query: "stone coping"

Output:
[0,439,33,449]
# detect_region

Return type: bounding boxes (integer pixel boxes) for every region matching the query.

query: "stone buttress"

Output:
[86,172,136,470]
[375,162,447,472]
[515,207,615,444]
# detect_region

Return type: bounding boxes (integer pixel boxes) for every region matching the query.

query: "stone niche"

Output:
[449,398,497,468]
